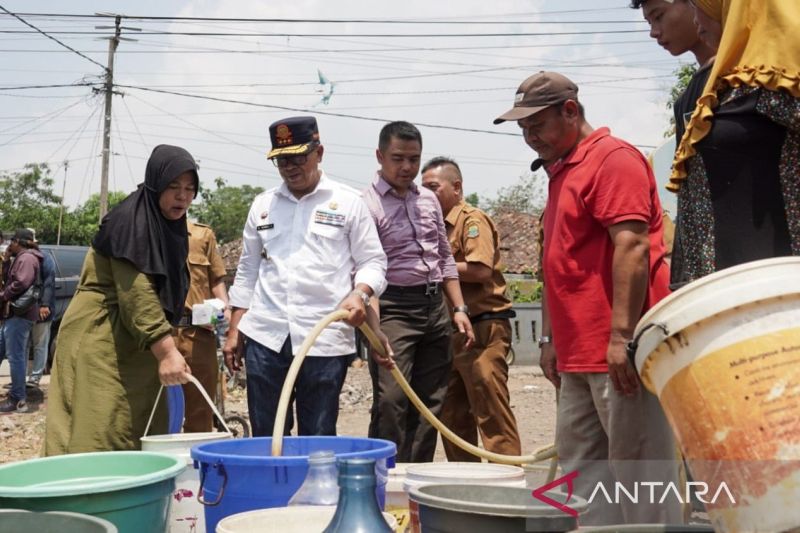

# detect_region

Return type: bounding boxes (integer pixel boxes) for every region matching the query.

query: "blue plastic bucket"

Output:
[191,436,396,532]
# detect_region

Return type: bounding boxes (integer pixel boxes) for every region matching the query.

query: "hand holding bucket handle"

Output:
[143,374,233,437]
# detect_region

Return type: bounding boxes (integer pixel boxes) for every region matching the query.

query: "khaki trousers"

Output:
[440,319,521,461]
[556,372,684,526]
[173,327,218,432]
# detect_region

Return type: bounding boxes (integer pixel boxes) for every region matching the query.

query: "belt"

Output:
[470,309,516,324]
[384,282,441,297]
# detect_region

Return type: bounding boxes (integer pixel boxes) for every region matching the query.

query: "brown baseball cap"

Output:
[494,71,579,124]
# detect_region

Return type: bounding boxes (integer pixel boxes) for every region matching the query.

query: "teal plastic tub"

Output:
[0,451,185,533]
[0,510,118,533]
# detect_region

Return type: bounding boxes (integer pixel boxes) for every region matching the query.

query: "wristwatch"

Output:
[453,305,470,316]
[538,335,552,347]
[352,288,371,307]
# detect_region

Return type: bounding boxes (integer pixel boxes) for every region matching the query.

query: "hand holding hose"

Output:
[271,309,557,467]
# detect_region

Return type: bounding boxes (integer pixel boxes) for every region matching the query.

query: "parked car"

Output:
[39,245,90,371]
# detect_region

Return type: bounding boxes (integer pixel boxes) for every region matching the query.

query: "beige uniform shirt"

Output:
[445,200,512,317]
[184,221,227,312]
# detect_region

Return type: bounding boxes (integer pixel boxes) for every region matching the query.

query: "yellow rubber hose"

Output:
[272,310,558,468]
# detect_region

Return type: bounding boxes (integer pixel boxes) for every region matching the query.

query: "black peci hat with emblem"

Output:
[267,116,321,159]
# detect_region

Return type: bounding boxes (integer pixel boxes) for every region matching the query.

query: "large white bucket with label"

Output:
[141,376,233,533]
[632,257,800,533]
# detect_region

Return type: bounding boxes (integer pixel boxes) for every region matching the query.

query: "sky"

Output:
[0,0,690,211]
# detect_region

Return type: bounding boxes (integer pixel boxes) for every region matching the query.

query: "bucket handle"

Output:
[143,374,232,437]
[197,461,227,507]
[626,322,670,364]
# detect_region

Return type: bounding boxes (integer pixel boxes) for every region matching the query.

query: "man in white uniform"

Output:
[224,116,389,436]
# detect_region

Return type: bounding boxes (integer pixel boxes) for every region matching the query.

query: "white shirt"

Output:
[229,173,387,356]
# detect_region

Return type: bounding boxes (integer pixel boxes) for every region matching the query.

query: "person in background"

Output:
[631,0,716,145]
[45,145,197,454]
[27,237,56,388]
[495,71,681,525]
[173,221,229,432]
[363,121,475,463]
[225,116,390,438]
[669,0,800,286]
[630,0,718,264]
[0,228,43,413]
[421,156,522,461]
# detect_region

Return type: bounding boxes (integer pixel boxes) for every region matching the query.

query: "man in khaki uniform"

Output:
[174,221,229,432]
[421,157,522,460]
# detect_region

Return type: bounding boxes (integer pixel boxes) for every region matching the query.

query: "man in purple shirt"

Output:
[363,121,474,462]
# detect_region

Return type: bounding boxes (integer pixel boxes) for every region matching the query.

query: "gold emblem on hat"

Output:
[276,124,293,146]
[329,201,338,210]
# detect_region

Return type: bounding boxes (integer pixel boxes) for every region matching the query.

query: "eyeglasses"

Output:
[272,154,310,168]
[270,143,319,168]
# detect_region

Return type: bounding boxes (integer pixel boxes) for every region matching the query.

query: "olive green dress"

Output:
[45,248,174,455]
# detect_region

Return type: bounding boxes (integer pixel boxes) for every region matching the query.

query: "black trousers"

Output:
[368,290,452,462]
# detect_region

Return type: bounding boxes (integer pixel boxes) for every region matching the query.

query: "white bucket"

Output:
[214,505,398,532]
[141,375,233,533]
[633,257,800,533]
[402,462,526,493]
[141,432,232,533]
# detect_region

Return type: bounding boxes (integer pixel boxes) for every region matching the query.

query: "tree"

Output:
[0,164,62,242]
[665,63,698,136]
[464,192,480,208]
[190,177,264,243]
[483,171,546,216]
[59,191,128,245]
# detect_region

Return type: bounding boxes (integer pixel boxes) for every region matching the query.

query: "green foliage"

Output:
[0,163,127,245]
[0,164,62,242]
[190,177,264,244]
[506,279,543,303]
[666,63,698,136]
[59,191,128,245]
[483,172,546,216]
[464,192,480,208]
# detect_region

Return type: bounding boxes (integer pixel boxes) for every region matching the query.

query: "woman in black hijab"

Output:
[45,145,201,455]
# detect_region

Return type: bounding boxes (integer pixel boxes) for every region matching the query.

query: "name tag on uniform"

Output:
[257,223,274,231]
[314,210,345,227]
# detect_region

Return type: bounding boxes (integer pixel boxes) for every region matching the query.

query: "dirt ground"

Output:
[0,362,557,464]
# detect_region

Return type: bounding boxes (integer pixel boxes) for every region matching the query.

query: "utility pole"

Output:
[95,14,139,223]
[98,15,120,223]
[56,160,68,246]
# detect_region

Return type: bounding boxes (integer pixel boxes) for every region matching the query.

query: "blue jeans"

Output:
[28,321,51,382]
[244,335,350,437]
[0,317,34,403]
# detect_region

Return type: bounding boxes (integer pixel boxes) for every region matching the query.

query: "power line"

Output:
[0,82,99,91]
[3,15,643,25]
[0,39,655,54]
[0,29,648,38]
[116,84,522,137]
[43,102,101,165]
[128,93,263,155]
[0,5,108,71]
[0,99,85,147]
[1,10,638,25]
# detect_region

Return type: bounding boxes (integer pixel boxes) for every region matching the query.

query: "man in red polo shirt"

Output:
[495,72,682,525]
